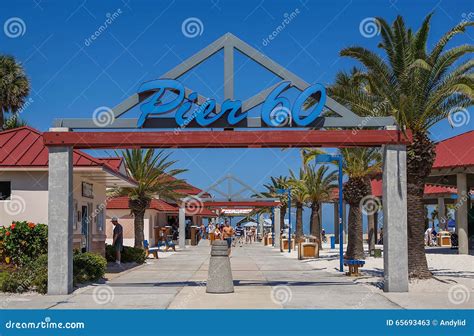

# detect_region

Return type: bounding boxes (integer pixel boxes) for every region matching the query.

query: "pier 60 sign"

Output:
[136,79,326,128]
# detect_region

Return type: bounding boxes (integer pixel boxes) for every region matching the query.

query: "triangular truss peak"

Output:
[182,174,277,203]
[54,33,395,130]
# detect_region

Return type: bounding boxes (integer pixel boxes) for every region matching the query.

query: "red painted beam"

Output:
[43,130,412,149]
[202,201,280,207]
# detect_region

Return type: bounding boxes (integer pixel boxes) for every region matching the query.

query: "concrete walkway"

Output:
[1,241,402,309]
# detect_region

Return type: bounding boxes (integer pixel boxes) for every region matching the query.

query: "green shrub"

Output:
[0,255,48,294]
[0,272,9,290]
[105,244,146,264]
[30,254,48,294]
[73,252,106,284]
[1,267,34,293]
[0,221,48,266]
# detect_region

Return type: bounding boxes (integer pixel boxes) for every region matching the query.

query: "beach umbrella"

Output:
[243,221,258,227]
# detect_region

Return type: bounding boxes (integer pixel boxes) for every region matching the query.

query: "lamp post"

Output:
[276,188,292,253]
[314,154,344,273]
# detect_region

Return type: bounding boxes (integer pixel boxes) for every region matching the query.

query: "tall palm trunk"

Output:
[406,132,435,278]
[366,177,375,252]
[295,202,304,242]
[129,199,150,248]
[346,204,364,259]
[280,205,287,234]
[367,213,375,252]
[343,176,369,260]
[310,202,321,244]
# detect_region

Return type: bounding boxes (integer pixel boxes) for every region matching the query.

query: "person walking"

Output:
[233,223,244,247]
[222,220,234,255]
[207,222,215,244]
[111,217,123,265]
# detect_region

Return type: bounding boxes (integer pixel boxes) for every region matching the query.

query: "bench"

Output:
[157,239,176,252]
[144,240,159,259]
[344,259,365,276]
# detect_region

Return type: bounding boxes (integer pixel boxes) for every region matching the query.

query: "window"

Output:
[82,182,93,199]
[0,182,11,200]
[96,205,104,232]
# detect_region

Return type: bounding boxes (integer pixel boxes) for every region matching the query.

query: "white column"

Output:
[274,207,281,249]
[437,197,446,230]
[258,214,264,241]
[48,141,73,294]
[382,144,409,292]
[179,206,186,249]
[456,173,468,255]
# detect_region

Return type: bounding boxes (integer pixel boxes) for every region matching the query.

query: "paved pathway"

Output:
[1,240,401,309]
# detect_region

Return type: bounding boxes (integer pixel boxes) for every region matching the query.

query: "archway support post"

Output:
[47,128,73,295]
[382,141,408,292]
[179,206,186,249]
[274,207,281,249]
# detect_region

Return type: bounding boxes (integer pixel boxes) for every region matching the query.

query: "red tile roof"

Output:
[328,178,458,200]
[98,157,123,171]
[0,127,133,183]
[369,178,457,198]
[107,196,217,216]
[163,174,207,196]
[432,130,474,170]
[107,196,178,212]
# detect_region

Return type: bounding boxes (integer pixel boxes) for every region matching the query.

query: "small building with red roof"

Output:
[106,195,217,247]
[0,127,137,255]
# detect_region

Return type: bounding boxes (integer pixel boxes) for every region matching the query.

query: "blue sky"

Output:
[1,0,472,232]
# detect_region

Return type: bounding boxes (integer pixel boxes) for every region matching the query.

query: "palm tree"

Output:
[341,148,382,260]
[261,176,290,233]
[337,14,473,277]
[304,164,338,250]
[0,55,30,130]
[288,168,309,242]
[118,149,187,248]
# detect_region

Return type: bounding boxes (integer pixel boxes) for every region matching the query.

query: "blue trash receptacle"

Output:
[330,236,335,249]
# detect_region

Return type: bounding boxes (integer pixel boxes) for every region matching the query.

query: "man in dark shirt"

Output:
[112,217,123,264]
[234,223,244,247]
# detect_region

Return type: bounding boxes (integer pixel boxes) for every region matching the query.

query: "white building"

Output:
[0,127,136,255]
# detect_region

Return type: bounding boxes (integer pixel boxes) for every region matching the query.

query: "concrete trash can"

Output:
[206,240,234,293]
